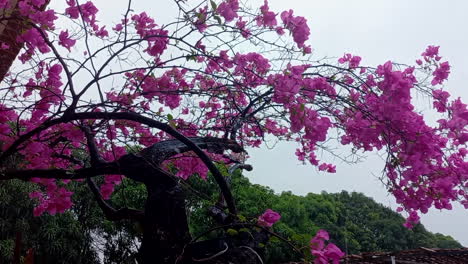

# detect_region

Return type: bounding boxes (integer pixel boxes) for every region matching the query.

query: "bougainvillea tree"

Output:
[0,0,466,262]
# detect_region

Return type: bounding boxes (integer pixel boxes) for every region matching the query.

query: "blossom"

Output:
[17,28,50,54]
[422,45,440,58]
[256,0,277,28]
[280,9,310,48]
[217,0,239,22]
[194,6,208,32]
[28,9,58,30]
[431,61,450,85]
[310,230,344,264]
[324,243,345,263]
[403,211,420,228]
[236,18,251,38]
[94,26,109,38]
[58,30,76,51]
[338,53,362,69]
[318,163,336,173]
[257,209,281,227]
[113,23,123,31]
[432,89,450,112]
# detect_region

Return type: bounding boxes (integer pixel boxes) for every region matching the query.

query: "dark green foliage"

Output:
[226,174,462,262]
[0,171,462,263]
[0,178,146,264]
[183,171,462,263]
[0,180,99,264]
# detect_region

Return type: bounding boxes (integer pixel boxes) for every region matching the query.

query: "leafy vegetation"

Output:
[0,172,461,263]
[188,171,462,263]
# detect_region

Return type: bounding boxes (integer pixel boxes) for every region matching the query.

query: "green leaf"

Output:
[210,0,217,10]
[167,114,174,121]
[227,228,238,236]
[239,227,250,233]
[186,55,197,61]
[238,215,247,222]
[214,15,223,25]
[269,236,280,243]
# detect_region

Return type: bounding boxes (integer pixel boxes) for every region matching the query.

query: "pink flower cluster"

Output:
[338,53,362,69]
[58,31,76,51]
[255,0,277,28]
[66,0,107,37]
[310,230,345,264]
[418,46,450,86]
[403,210,420,228]
[233,52,271,86]
[1,0,466,227]
[29,181,73,216]
[131,68,185,109]
[170,155,209,180]
[257,209,281,227]
[18,0,57,29]
[194,6,209,32]
[131,12,169,57]
[432,89,450,112]
[217,0,239,22]
[100,175,123,200]
[17,28,50,61]
[280,10,310,50]
[431,61,450,86]
[236,18,251,38]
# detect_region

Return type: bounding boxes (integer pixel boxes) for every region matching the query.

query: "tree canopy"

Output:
[0,0,466,263]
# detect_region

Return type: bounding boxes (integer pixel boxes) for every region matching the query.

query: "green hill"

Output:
[188,171,462,263]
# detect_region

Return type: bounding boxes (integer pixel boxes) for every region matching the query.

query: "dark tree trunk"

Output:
[113,138,261,263]
[136,175,263,264]
[139,180,191,263]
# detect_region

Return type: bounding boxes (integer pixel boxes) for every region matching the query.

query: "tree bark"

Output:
[138,172,191,263]
[0,0,50,84]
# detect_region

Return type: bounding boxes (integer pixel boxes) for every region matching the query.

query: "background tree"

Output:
[0,180,99,264]
[0,0,466,263]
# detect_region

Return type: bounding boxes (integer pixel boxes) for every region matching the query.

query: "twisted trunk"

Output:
[89,137,260,263]
[139,174,191,263]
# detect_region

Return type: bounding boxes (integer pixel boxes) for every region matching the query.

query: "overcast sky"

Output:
[51,0,468,246]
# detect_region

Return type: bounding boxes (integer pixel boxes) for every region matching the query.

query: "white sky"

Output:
[50,0,468,246]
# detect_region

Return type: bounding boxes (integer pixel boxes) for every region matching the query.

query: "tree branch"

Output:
[0,111,241,215]
[86,177,144,221]
[140,137,244,165]
[71,111,240,215]
[81,125,105,165]
[81,126,144,221]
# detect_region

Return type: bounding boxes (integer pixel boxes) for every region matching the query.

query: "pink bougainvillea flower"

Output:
[217,0,239,22]
[431,61,450,85]
[58,30,76,51]
[257,209,281,227]
[310,230,344,264]
[256,0,277,28]
[280,9,310,48]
